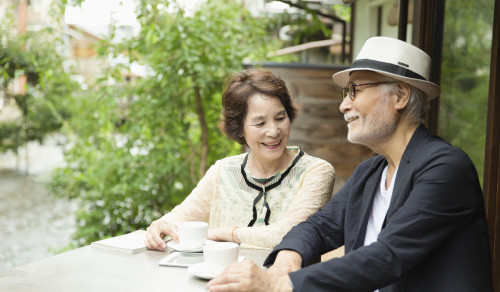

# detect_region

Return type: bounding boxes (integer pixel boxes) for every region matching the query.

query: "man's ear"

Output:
[395,82,411,110]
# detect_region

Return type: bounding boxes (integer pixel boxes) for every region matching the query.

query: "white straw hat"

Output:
[332,36,440,100]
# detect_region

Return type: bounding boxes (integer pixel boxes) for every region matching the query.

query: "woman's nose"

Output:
[266,123,279,137]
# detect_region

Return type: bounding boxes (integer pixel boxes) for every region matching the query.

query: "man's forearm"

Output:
[269,250,303,274]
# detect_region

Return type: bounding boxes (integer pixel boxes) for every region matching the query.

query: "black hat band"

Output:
[351,59,427,81]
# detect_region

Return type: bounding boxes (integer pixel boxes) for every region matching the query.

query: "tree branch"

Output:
[193,81,209,179]
[275,0,346,24]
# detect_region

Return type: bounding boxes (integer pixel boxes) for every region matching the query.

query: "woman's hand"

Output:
[144,219,178,251]
[208,227,240,243]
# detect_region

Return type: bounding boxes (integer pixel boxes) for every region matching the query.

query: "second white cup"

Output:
[175,221,208,249]
[203,242,239,275]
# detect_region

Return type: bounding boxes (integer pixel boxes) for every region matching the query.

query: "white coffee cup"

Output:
[175,221,208,249]
[203,242,239,275]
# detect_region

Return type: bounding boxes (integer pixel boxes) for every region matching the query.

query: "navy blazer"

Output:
[264,125,492,291]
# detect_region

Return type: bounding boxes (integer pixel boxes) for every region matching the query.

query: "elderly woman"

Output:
[145,69,335,250]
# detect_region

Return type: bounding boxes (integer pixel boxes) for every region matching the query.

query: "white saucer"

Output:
[167,240,216,252]
[188,256,245,280]
[167,241,204,252]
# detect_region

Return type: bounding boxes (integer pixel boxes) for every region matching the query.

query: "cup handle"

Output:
[172,223,179,237]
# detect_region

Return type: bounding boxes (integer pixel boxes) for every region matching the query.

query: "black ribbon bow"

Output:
[240,149,304,227]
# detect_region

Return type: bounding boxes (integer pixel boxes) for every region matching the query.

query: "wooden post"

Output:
[484,0,500,289]
[397,0,409,41]
[411,0,445,135]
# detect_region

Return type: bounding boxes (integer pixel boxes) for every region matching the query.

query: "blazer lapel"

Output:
[386,125,430,221]
[352,163,386,249]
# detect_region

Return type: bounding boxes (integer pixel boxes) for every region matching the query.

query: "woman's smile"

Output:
[262,139,281,148]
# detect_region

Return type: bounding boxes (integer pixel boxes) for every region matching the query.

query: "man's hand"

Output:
[144,219,178,251]
[267,250,302,276]
[206,260,292,292]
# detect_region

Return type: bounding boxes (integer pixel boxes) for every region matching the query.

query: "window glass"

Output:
[439,0,494,185]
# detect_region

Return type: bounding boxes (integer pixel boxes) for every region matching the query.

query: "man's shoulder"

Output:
[398,125,472,165]
[409,125,465,155]
[416,132,472,162]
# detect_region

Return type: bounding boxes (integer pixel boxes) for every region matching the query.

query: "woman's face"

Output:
[242,94,291,164]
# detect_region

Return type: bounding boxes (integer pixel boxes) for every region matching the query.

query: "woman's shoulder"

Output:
[202,153,247,179]
[213,152,248,167]
[292,147,333,168]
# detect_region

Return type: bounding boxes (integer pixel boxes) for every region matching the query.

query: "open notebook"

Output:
[91,230,167,254]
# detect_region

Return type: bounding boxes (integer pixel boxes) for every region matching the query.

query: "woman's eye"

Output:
[255,122,265,127]
[277,117,285,121]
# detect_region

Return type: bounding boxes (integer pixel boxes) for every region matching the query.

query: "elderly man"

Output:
[207,36,492,291]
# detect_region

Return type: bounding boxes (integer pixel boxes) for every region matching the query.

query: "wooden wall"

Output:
[244,63,374,193]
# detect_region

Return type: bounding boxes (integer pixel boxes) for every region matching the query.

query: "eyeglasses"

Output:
[341,81,398,101]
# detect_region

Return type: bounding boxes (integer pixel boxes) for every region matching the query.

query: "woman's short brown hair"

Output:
[218,69,299,145]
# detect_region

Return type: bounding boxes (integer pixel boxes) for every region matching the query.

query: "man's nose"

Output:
[339,97,352,114]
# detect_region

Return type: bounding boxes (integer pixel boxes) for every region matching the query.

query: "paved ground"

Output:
[0,136,76,271]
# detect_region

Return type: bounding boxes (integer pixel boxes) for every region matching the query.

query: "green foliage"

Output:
[0,7,77,155]
[278,11,332,46]
[51,0,278,245]
[439,0,493,183]
[332,4,351,22]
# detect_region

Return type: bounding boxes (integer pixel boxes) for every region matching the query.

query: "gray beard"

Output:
[347,104,396,147]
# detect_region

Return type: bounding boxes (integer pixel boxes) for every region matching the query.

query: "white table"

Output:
[0,243,271,291]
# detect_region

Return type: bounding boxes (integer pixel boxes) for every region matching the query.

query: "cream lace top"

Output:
[160,147,335,249]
